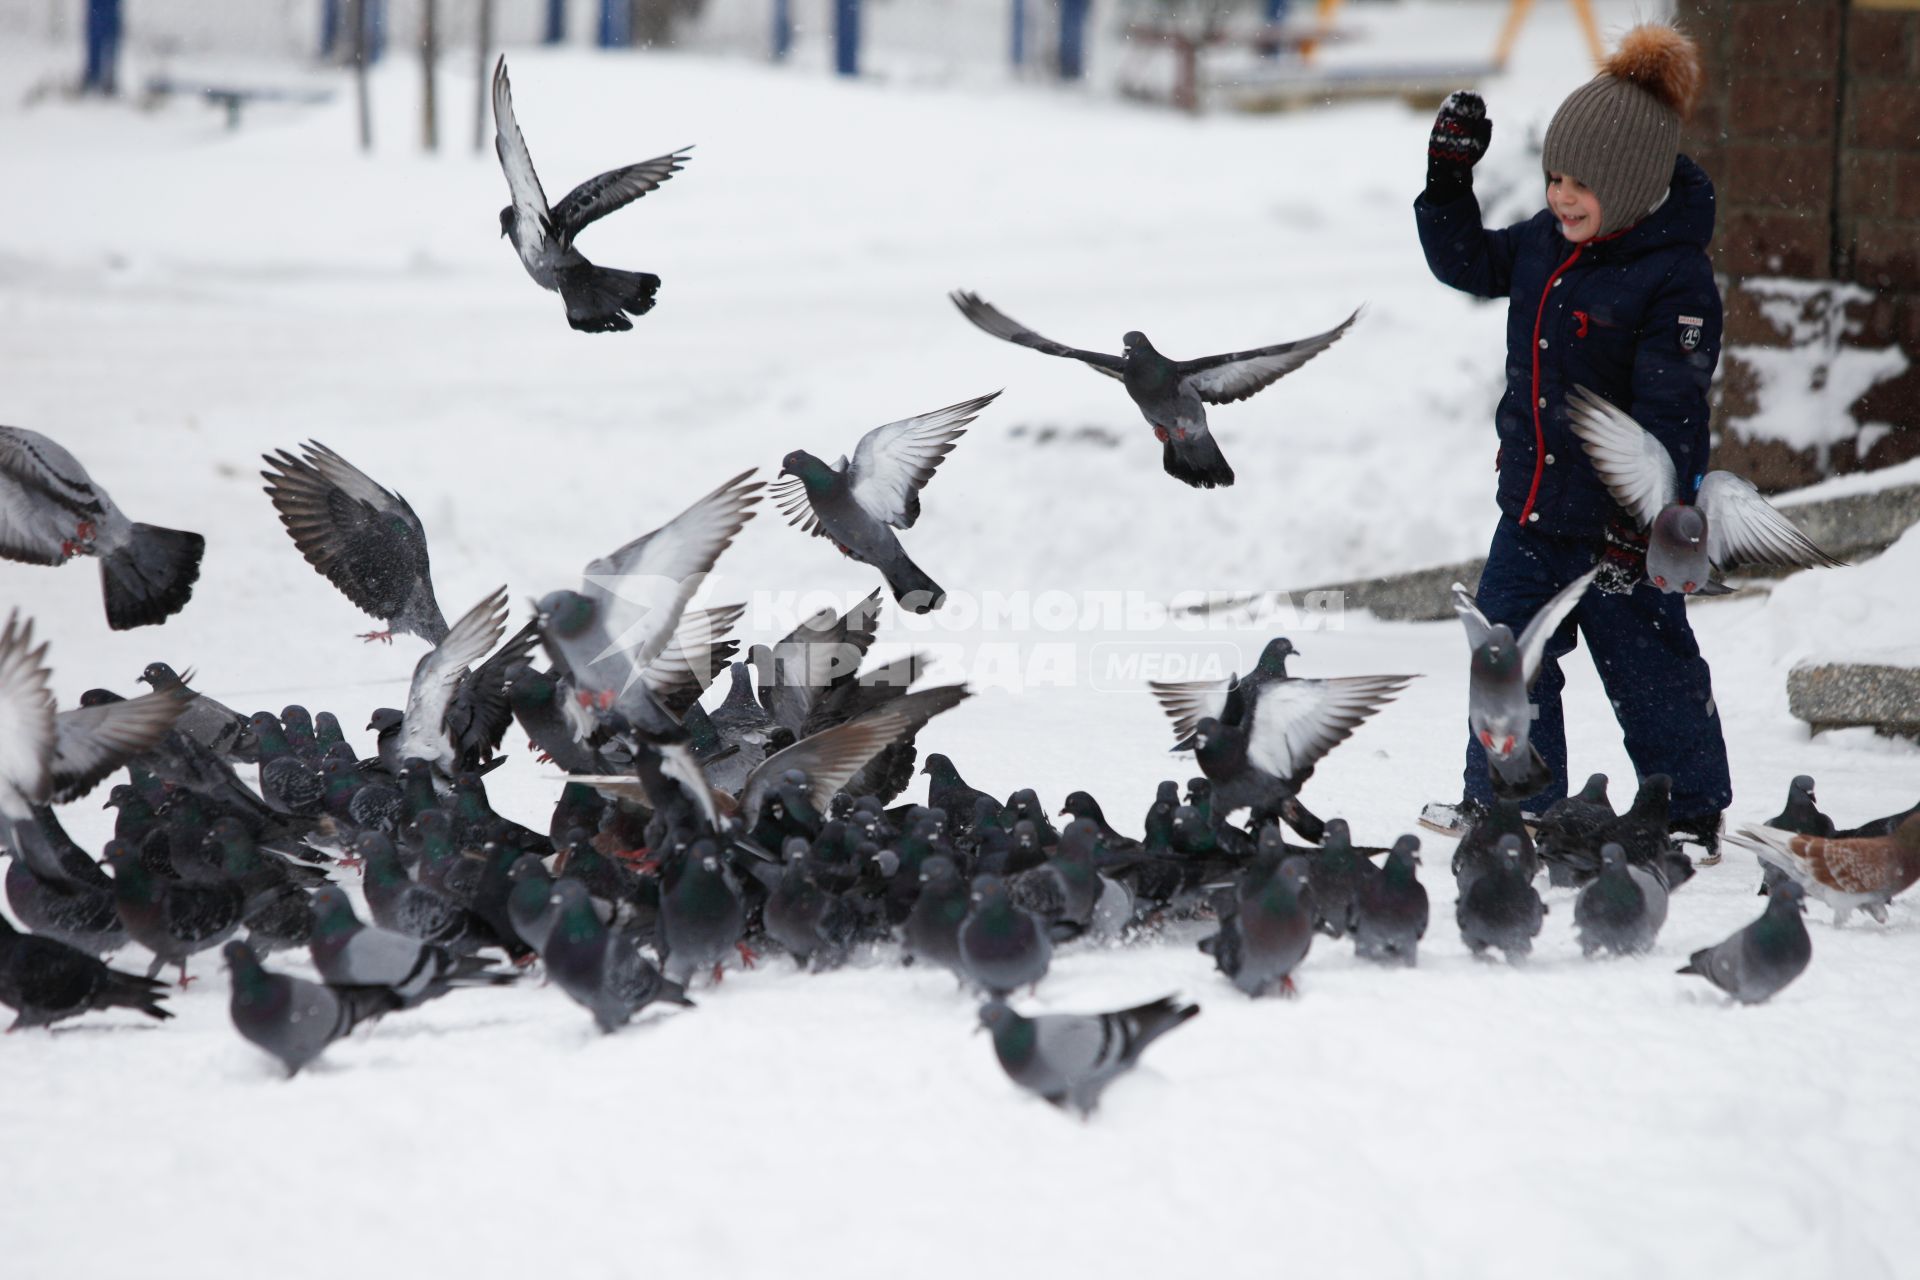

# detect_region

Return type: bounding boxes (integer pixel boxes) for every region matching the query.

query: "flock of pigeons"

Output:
[0,59,1914,1116]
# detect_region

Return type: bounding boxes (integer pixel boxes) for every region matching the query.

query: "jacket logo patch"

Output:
[1678,315,1704,352]
[1572,310,1590,338]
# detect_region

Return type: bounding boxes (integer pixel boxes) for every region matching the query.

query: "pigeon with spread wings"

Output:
[492,56,690,333]
[950,291,1356,490]
[1451,568,1597,799]
[773,392,997,614]
[1566,386,1843,595]
[262,441,447,644]
[0,427,203,630]
[1172,672,1413,841]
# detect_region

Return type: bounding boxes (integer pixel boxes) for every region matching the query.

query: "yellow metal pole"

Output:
[1490,0,1534,71]
[1569,0,1606,66]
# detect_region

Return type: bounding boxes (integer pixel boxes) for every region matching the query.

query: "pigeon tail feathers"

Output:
[100,524,204,630]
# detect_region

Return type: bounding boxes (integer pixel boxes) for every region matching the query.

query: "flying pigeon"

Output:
[0,426,204,629]
[223,939,402,1077]
[260,441,447,643]
[308,886,515,1007]
[1349,834,1428,966]
[536,469,760,724]
[772,391,999,613]
[949,291,1356,489]
[0,912,171,1031]
[492,56,690,332]
[396,588,511,777]
[1573,842,1669,957]
[1451,568,1597,798]
[1154,657,1411,840]
[1456,835,1546,962]
[979,994,1199,1116]
[1151,636,1296,752]
[1566,386,1844,594]
[1676,881,1811,1004]
[0,613,189,880]
[1726,813,1920,926]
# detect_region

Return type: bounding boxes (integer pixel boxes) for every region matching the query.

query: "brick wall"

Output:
[1675,0,1920,489]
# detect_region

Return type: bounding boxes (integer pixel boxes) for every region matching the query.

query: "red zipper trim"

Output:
[1519,244,1585,525]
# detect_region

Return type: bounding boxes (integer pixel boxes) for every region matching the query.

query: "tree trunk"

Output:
[474,0,495,154]
[349,0,372,151]
[420,0,438,152]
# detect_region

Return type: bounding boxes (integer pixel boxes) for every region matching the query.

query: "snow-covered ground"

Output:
[4,6,1919,1277]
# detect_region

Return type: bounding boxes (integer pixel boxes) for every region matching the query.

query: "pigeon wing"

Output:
[491,57,553,261]
[580,469,762,678]
[1696,472,1846,573]
[1565,386,1676,527]
[550,148,691,244]
[1449,581,1498,652]
[1514,567,1598,689]
[847,391,998,529]
[1148,678,1232,747]
[0,613,55,816]
[638,604,744,719]
[1244,675,1413,781]
[735,685,970,822]
[398,589,510,769]
[1178,309,1359,405]
[48,689,188,804]
[949,292,1125,380]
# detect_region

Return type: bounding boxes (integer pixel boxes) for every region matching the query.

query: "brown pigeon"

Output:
[1727,814,1920,926]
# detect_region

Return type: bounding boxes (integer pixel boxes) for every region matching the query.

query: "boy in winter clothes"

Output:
[1414,24,1730,860]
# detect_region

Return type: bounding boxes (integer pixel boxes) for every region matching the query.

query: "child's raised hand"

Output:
[1426,91,1493,200]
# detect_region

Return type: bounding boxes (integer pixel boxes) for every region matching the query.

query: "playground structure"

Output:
[1117,0,1606,113]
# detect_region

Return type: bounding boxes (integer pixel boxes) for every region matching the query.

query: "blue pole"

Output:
[364,0,387,63]
[1010,0,1025,68]
[1262,0,1289,57]
[83,0,122,94]
[772,0,793,61]
[834,0,860,77]
[1058,0,1089,81]
[545,0,567,44]
[599,0,630,47]
[319,0,340,59]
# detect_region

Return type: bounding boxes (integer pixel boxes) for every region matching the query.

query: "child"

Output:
[1413,24,1731,862]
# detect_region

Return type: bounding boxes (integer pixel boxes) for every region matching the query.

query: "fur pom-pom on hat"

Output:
[1604,23,1702,121]
[1542,23,1703,236]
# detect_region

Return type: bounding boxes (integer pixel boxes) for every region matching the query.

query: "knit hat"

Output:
[1541,25,1703,236]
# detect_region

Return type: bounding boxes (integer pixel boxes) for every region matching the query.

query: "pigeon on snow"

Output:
[492,56,690,333]
[979,994,1198,1116]
[223,939,402,1077]
[0,426,204,629]
[1676,881,1811,1004]
[1727,813,1920,926]
[950,291,1356,489]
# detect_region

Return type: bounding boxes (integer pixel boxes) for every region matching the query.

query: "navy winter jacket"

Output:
[1414,156,1721,541]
